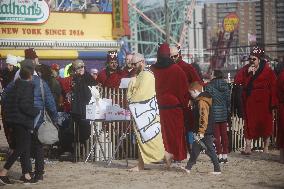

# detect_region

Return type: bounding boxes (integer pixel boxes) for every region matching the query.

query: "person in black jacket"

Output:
[181,81,221,175]
[70,60,97,161]
[0,68,40,185]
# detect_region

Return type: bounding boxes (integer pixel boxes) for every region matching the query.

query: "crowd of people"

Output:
[0,44,283,185]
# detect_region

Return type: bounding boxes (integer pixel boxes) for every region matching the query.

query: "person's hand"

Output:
[248,65,256,75]
[188,100,193,109]
[193,133,204,141]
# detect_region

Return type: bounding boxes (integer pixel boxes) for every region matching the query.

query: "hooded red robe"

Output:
[151,64,188,161]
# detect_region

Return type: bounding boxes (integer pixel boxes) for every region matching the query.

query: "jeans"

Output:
[4,125,31,174]
[186,134,220,172]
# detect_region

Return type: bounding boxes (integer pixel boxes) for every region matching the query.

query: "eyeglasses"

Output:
[131,60,143,66]
[170,54,178,59]
[248,57,257,61]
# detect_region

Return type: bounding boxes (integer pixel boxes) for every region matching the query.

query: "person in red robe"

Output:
[151,43,188,167]
[170,46,202,153]
[97,50,123,89]
[276,64,284,163]
[170,46,201,84]
[234,46,278,154]
[121,53,136,78]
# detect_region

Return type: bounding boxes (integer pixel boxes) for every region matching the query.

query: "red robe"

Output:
[176,59,202,132]
[96,69,123,89]
[120,67,136,78]
[176,59,201,84]
[58,76,72,112]
[234,62,278,139]
[277,70,284,148]
[151,64,188,161]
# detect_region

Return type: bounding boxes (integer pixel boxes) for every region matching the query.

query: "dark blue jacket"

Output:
[2,75,58,129]
[205,78,230,123]
[3,79,39,130]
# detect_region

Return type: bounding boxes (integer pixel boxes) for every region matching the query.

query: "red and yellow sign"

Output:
[0,12,114,41]
[112,0,130,38]
[223,13,239,33]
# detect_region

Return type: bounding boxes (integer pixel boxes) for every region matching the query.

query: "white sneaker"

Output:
[180,166,191,174]
[210,171,221,175]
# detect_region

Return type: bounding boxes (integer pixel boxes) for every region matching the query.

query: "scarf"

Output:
[246,59,266,97]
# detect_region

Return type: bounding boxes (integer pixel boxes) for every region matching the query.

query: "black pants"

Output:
[31,133,44,176]
[21,134,45,176]
[186,135,220,172]
[4,126,31,174]
[73,118,91,143]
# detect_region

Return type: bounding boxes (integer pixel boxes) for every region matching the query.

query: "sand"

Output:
[1,128,284,189]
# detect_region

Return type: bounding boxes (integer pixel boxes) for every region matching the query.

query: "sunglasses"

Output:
[75,66,84,70]
[170,54,178,59]
[248,57,257,61]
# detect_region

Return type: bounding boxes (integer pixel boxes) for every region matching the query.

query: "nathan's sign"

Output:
[223,13,239,33]
[0,0,50,24]
[0,12,114,40]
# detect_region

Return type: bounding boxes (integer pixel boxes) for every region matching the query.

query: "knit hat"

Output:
[90,68,98,74]
[107,50,118,62]
[72,59,85,69]
[25,48,38,59]
[6,54,18,66]
[51,63,60,70]
[157,43,170,58]
[20,59,35,75]
[250,46,264,59]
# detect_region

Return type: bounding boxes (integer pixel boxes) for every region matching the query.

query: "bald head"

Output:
[131,53,145,74]
[170,46,180,63]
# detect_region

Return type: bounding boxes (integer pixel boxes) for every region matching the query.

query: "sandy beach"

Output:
[1,128,284,189]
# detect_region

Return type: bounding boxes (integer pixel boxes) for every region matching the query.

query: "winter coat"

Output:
[3,79,39,130]
[32,75,58,128]
[192,91,214,135]
[0,67,19,89]
[71,72,97,118]
[205,78,230,123]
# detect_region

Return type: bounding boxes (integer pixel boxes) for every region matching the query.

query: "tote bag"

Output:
[37,79,59,145]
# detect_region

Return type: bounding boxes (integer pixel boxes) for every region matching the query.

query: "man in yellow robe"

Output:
[127,53,165,171]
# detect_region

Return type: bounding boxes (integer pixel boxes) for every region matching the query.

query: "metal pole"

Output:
[165,0,170,43]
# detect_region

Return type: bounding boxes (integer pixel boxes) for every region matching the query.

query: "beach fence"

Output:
[229,114,278,152]
[75,85,279,162]
[75,87,138,162]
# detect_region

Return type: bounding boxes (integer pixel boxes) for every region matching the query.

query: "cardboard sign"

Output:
[86,104,96,120]
[129,96,161,143]
[106,104,131,121]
